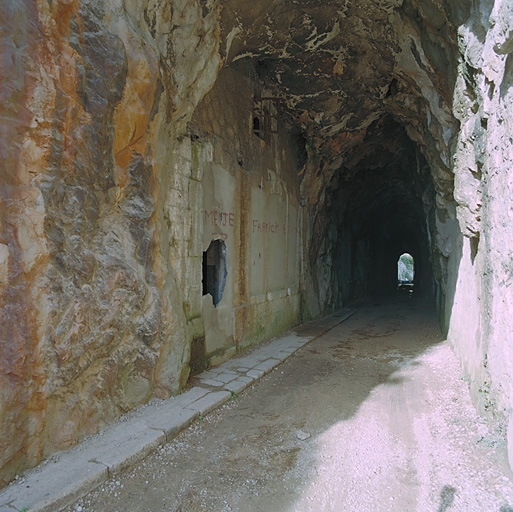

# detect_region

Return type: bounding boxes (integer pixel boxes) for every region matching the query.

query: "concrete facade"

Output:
[175,66,305,370]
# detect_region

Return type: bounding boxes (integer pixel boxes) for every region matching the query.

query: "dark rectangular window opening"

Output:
[253,97,280,142]
[202,239,227,307]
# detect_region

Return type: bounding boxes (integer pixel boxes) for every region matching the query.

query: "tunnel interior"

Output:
[5,0,513,488]
[326,116,435,303]
[223,2,455,314]
[225,51,444,314]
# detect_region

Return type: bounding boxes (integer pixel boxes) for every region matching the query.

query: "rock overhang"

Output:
[214,0,464,304]
[219,0,461,192]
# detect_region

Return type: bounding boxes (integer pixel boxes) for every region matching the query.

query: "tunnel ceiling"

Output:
[336,116,432,227]
[219,0,465,206]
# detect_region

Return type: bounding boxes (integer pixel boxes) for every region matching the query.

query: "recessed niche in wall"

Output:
[202,239,227,307]
[253,116,261,134]
[252,97,280,141]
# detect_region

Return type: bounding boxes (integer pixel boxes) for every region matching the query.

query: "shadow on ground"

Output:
[66,294,513,512]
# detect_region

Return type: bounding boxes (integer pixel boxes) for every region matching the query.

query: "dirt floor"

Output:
[65,294,513,512]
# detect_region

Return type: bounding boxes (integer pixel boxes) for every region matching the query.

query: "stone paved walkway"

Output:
[0,311,354,512]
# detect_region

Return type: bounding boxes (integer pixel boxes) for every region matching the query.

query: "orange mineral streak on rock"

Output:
[53,0,79,37]
[0,0,89,486]
[0,1,44,483]
[324,129,367,163]
[45,1,92,178]
[113,34,159,185]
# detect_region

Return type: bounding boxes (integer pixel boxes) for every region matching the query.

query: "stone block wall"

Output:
[189,65,305,367]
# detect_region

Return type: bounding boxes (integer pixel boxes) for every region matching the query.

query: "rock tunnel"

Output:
[314,116,434,301]
[1,0,513,486]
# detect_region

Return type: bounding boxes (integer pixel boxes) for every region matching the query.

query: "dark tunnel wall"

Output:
[328,117,435,302]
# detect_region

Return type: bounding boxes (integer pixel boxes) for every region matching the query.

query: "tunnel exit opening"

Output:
[397,252,415,294]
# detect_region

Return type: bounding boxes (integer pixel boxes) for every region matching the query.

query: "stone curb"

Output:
[0,309,354,512]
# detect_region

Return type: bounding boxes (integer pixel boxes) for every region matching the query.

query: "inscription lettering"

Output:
[204,210,235,227]
[252,219,280,234]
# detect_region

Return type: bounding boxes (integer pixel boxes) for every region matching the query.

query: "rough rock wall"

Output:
[2,0,513,485]
[0,0,221,485]
[448,0,513,467]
